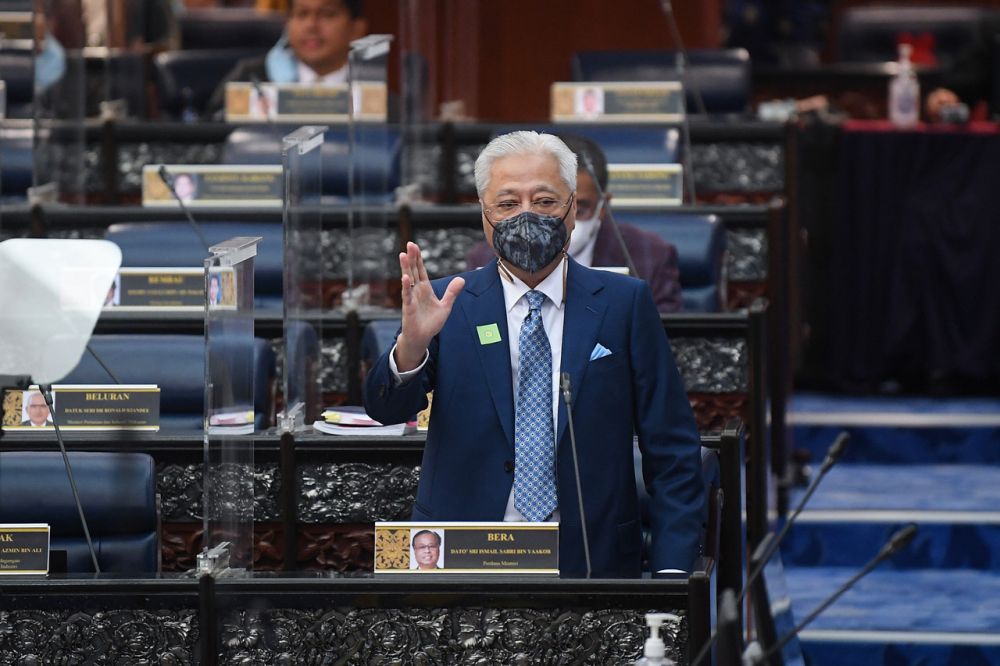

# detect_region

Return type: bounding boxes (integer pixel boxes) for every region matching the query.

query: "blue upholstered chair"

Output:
[0,49,35,118]
[178,9,284,50]
[493,124,681,165]
[105,222,285,310]
[154,49,264,119]
[570,49,752,116]
[60,334,276,430]
[835,6,994,67]
[613,211,726,312]
[221,126,401,202]
[0,451,159,573]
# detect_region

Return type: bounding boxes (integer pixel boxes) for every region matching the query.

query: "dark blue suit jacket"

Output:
[364,258,704,577]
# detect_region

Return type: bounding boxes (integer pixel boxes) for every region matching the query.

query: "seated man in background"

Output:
[206,0,367,115]
[465,134,683,313]
[366,131,704,578]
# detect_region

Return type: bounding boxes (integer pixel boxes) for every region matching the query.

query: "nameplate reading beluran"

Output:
[374,522,559,575]
[0,524,50,575]
[1,384,160,432]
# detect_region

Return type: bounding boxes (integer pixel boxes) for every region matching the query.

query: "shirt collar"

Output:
[498,256,567,313]
[296,62,349,85]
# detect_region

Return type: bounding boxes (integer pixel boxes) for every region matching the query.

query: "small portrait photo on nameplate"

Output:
[104,268,205,310]
[551,81,685,123]
[607,163,684,206]
[0,524,50,575]
[374,522,559,575]
[207,266,238,310]
[2,385,160,432]
[142,165,283,209]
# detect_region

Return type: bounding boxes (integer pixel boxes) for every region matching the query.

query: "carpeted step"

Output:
[781,464,1000,569]
[789,393,1000,465]
[784,567,1000,665]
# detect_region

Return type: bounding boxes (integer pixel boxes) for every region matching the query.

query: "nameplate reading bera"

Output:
[0,525,50,575]
[2,385,160,432]
[374,522,559,575]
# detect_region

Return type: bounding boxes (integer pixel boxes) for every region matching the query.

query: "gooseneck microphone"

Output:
[658,0,707,116]
[577,152,639,280]
[561,372,591,579]
[738,431,849,606]
[157,166,211,253]
[690,431,850,666]
[41,385,101,574]
[87,345,122,384]
[754,524,919,665]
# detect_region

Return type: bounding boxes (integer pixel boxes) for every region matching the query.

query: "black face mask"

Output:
[488,202,572,274]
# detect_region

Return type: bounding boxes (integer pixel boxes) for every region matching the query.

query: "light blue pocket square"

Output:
[590,343,612,361]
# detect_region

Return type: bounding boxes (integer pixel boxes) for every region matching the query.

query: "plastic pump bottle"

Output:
[633,612,679,665]
[889,43,920,128]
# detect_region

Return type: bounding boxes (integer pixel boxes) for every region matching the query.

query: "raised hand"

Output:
[394,242,465,372]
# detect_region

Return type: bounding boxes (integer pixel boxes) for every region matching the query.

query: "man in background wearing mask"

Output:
[466,134,683,313]
[207,0,367,117]
[365,131,704,578]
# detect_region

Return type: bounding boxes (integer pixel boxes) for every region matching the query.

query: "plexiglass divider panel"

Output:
[200,236,261,576]
[346,34,395,310]
[280,126,326,431]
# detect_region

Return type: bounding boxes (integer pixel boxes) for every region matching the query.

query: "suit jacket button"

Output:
[504,460,514,473]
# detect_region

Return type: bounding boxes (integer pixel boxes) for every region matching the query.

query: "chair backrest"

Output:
[613,211,726,312]
[222,126,401,201]
[494,124,681,164]
[0,48,34,115]
[836,6,995,67]
[154,49,264,119]
[179,9,285,50]
[0,451,158,573]
[105,221,285,307]
[570,48,752,115]
[59,334,275,430]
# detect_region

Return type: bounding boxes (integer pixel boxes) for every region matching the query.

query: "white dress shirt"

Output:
[296,62,349,85]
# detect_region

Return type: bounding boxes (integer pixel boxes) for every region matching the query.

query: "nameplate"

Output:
[105,268,202,309]
[2,385,160,432]
[142,165,283,208]
[551,82,685,123]
[374,522,559,574]
[0,12,33,44]
[224,81,388,122]
[608,163,683,206]
[0,525,49,575]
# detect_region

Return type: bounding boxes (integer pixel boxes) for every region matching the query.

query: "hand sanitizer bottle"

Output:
[889,43,920,128]
[633,612,678,665]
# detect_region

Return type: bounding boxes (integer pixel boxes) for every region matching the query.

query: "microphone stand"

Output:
[87,345,122,384]
[577,153,639,280]
[753,524,919,665]
[158,166,211,253]
[689,431,849,666]
[561,372,591,579]
[41,384,102,574]
[659,0,703,205]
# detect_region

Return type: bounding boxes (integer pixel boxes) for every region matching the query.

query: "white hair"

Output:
[474,131,578,198]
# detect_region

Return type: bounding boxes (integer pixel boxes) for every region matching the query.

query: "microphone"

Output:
[158,166,211,253]
[754,524,918,664]
[658,0,707,116]
[560,372,591,579]
[40,384,102,574]
[576,152,639,280]
[690,431,850,666]
[249,74,274,124]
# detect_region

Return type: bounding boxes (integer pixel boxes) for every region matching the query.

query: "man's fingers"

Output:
[406,242,422,286]
[412,241,430,283]
[439,276,466,309]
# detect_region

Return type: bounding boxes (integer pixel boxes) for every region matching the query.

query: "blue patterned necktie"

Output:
[513,289,557,522]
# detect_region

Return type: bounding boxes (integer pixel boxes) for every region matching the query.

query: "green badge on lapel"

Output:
[477,323,502,345]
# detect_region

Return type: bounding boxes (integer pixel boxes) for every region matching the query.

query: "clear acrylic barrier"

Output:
[346,34,395,309]
[201,236,261,576]
[281,126,325,430]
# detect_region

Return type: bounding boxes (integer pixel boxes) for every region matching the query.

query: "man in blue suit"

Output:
[364,131,704,578]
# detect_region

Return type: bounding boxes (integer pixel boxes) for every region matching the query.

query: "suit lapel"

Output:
[458,261,515,449]
[557,259,607,447]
